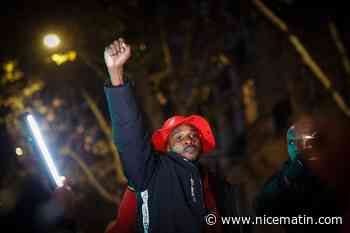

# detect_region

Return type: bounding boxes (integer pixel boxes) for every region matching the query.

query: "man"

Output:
[104,38,250,233]
[254,115,348,233]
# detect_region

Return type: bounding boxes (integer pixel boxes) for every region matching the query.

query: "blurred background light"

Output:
[43,33,61,49]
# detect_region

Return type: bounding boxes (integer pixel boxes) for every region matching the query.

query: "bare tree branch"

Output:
[78,51,106,80]
[252,0,288,32]
[149,27,173,86]
[328,21,350,79]
[253,0,350,117]
[61,147,119,204]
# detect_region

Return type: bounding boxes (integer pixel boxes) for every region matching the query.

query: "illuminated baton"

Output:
[25,113,64,188]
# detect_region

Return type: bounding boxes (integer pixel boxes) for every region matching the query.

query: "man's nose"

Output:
[183,136,194,145]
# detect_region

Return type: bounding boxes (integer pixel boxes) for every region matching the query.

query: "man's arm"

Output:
[104,38,156,191]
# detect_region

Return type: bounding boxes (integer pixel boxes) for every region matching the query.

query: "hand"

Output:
[53,178,76,217]
[104,38,131,86]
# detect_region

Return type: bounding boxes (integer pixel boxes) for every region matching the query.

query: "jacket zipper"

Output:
[187,161,205,209]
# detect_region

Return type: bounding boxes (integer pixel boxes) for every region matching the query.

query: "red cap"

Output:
[151,115,216,154]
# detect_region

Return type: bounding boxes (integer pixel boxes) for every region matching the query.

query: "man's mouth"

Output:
[184,145,197,153]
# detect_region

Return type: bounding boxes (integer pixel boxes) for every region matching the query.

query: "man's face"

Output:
[167,124,202,161]
[287,118,319,161]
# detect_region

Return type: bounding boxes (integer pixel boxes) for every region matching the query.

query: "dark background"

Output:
[1,1,350,232]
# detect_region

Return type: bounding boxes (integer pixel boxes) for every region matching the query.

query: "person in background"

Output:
[255,114,350,233]
[1,168,76,233]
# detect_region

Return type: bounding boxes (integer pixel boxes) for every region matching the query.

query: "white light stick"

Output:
[26,114,64,188]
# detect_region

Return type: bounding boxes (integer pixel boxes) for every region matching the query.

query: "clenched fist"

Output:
[104,38,131,86]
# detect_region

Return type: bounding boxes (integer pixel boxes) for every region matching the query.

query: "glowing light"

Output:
[51,50,77,65]
[302,132,317,140]
[4,61,15,73]
[26,114,64,187]
[43,34,61,48]
[15,147,24,156]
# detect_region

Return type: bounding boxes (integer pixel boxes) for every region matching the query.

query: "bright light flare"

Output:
[43,34,61,48]
[302,132,317,140]
[16,147,24,156]
[26,114,64,187]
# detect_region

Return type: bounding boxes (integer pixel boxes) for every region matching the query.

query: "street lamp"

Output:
[42,34,77,65]
[43,33,61,49]
[41,34,104,77]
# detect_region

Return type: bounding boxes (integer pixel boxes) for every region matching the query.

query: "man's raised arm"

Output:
[104,38,156,191]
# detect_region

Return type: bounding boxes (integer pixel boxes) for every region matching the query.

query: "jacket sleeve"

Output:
[104,82,157,191]
[254,159,321,216]
[106,188,137,233]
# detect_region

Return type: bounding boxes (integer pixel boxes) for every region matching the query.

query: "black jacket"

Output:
[105,83,251,233]
[254,159,345,233]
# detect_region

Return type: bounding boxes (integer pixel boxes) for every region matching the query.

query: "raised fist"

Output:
[104,38,131,68]
[104,38,131,86]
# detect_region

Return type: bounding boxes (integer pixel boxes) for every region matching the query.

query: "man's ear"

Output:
[165,135,173,152]
[166,142,171,152]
